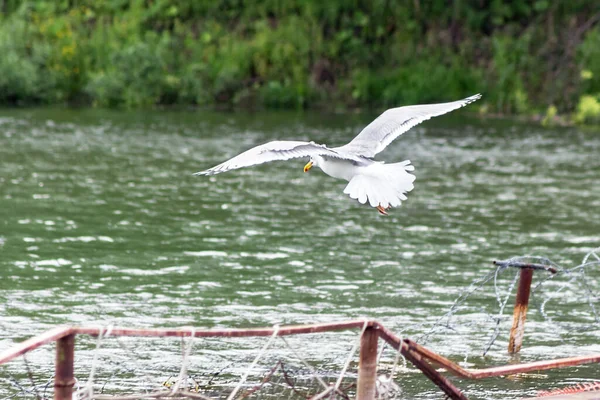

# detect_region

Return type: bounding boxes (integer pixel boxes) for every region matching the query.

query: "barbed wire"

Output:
[2,247,600,399]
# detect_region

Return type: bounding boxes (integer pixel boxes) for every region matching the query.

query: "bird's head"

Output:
[304,156,319,172]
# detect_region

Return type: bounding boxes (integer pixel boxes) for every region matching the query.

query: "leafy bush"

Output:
[0,18,56,104]
[0,0,597,121]
[575,95,600,124]
[579,27,600,95]
[348,59,482,108]
[490,35,531,114]
[86,38,169,107]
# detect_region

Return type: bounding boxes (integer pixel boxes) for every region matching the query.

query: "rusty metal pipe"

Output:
[402,339,476,379]
[3,319,600,400]
[464,353,600,379]
[55,333,75,400]
[74,320,375,339]
[0,326,73,365]
[356,327,378,400]
[375,325,468,397]
[508,267,534,353]
[403,349,468,400]
[0,321,375,366]
[398,338,600,380]
[493,260,558,274]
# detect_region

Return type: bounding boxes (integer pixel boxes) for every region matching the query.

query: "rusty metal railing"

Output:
[2,321,600,400]
[1,261,598,400]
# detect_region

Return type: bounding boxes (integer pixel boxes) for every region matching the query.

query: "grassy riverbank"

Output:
[0,1,599,122]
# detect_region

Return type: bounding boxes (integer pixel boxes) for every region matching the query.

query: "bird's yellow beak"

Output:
[303,161,313,173]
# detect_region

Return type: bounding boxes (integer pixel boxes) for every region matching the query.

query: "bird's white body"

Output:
[308,154,416,210]
[196,94,481,214]
[312,155,363,181]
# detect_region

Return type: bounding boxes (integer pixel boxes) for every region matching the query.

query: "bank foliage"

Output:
[0,0,599,121]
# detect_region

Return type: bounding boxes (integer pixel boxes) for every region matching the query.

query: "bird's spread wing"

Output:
[337,94,481,158]
[195,140,360,176]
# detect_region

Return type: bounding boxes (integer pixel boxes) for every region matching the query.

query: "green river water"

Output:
[1,108,600,399]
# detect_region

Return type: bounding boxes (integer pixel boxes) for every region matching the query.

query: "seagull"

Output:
[196,94,481,215]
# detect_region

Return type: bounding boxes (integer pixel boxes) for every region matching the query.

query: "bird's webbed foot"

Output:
[376,205,390,216]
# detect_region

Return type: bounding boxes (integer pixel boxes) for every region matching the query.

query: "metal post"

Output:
[508,267,534,354]
[356,327,378,400]
[55,334,75,400]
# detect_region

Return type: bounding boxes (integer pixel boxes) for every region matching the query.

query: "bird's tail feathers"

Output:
[343,161,415,209]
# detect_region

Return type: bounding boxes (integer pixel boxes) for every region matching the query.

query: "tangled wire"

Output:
[3,247,600,399]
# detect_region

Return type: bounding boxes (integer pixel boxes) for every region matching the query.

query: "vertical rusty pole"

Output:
[508,268,534,354]
[55,334,75,400]
[357,327,378,400]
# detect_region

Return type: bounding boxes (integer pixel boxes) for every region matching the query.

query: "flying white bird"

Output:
[196,94,481,215]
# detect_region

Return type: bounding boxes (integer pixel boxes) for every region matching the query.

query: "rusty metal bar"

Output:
[402,338,476,379]
[493,260,558,274]
[0,321,373,368]
[375,323,405,351]
[74,319,374,339]
[464,353,600,379]
[525,392,600,400]
[400,338,600,380]
[375,325,467,397]
[0,326,73,365]
[403,348,467,400]
[2,319,600,400]
[508,267,534,353]
[55,333,75,400]
[356,327,378,400]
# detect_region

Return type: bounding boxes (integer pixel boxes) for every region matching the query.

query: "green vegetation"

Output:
[0,0,599,121]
